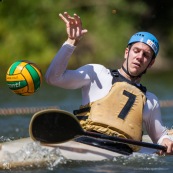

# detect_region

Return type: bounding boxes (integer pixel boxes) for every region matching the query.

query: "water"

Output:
[0,71,173,172]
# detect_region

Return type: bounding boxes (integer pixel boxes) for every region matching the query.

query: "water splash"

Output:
[0,136,14,142]
[1,141,66,170]
[113,153,168,171]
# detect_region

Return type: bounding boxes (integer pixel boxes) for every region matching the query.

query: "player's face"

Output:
[124,42,155,76]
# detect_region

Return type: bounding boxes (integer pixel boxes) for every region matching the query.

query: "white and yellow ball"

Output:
[6,60,42,96]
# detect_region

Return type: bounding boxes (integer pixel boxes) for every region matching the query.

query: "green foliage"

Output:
[0,0,173,73]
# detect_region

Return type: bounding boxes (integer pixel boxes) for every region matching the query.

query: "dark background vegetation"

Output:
[0,0,173,76]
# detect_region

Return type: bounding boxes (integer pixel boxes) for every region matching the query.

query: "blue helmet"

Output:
[128,32,159,57]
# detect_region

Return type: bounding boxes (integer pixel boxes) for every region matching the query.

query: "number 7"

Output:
[118,90,136,120]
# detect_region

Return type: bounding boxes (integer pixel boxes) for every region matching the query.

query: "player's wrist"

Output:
[66,38,80,46]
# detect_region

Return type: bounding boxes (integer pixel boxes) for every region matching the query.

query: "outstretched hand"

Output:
[59,12,88,45]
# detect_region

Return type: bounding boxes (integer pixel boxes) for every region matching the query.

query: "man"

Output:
[45,12,173,155]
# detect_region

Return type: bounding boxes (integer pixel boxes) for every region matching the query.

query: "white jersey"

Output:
[45,42,170,145]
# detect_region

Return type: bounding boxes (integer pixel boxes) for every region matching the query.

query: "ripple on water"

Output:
[113,152,168,171]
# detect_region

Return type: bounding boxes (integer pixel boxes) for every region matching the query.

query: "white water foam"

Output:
[113,152,167,171]
[1,141,66,170]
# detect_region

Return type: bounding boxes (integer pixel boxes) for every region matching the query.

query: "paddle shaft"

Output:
[83,131,167,151]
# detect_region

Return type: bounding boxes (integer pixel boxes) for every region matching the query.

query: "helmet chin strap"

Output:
[122,65,143,79]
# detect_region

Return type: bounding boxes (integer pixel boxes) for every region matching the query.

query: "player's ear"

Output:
[148,59,155,68]
[124,47,129,59]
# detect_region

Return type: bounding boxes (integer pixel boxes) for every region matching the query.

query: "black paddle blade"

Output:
[29,109,84,143]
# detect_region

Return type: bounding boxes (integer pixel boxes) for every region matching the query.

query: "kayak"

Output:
[0,135,159,170]
[1,108,172,170]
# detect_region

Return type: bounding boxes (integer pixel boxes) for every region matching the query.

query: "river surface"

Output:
[0,71,173,172]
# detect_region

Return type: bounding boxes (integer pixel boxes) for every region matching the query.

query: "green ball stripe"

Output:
[8,61,22,75]
[25,64,41,91]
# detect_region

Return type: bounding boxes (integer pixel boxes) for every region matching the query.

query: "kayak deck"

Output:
[0,134,165,170]
[0,137,124,170]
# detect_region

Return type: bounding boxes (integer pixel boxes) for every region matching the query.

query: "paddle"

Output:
[29,109,166,151]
